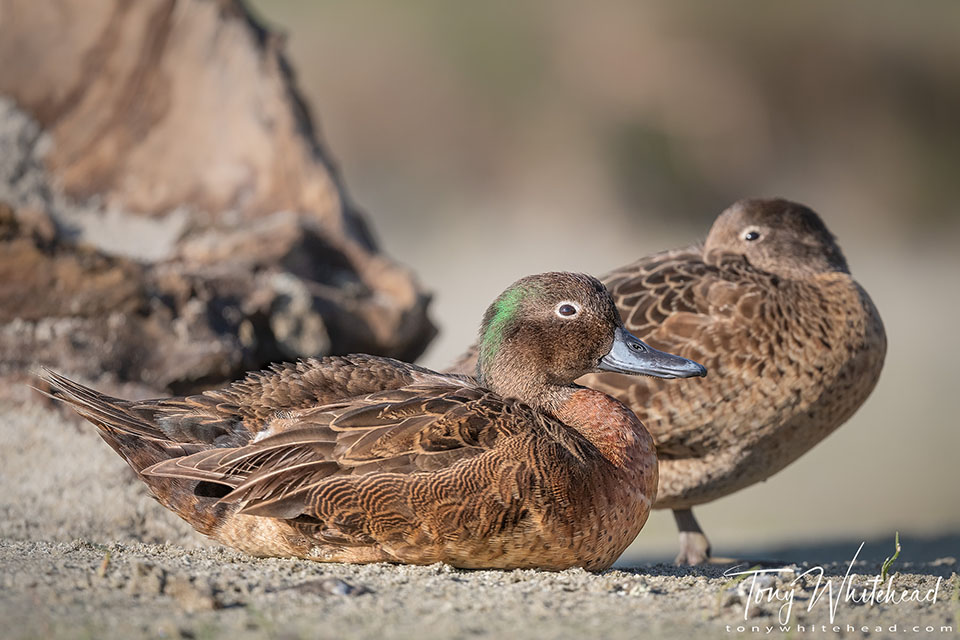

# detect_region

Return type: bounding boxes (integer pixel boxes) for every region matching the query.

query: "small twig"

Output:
[97,551,111,578]
[880,532,901,582]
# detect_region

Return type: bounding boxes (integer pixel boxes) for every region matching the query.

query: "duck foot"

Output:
[673,508,711,566]
[675,531,712,565]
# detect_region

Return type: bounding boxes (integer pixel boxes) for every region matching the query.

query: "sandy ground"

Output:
[2,538,955,640]
[1,397,957,639]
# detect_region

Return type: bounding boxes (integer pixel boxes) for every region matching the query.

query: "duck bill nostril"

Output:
[598,327,707,379]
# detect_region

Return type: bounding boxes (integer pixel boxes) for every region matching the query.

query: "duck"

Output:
[448,199,887,565]
[38,272,706,571]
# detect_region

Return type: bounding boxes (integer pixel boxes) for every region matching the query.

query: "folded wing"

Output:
[143,384,543,522]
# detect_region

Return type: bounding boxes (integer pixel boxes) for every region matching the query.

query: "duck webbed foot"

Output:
[673,508,711,566]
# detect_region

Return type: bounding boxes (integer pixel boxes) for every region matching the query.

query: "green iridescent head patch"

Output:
[479,283,533,364]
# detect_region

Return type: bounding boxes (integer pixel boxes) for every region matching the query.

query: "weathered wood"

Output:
[0,0,435,394]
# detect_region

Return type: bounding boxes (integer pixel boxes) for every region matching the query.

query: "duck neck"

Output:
[477,347,584,411]
[477,351,576,415]
[477,351,551,406]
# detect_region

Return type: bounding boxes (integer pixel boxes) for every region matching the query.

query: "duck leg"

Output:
[673,508,711,565]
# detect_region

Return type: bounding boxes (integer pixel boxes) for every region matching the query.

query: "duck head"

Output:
[476,272,706,404]
[704,198,850,278]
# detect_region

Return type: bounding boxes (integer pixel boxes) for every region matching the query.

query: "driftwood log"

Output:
[0,0,436,395]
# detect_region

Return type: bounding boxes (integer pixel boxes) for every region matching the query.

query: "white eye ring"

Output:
[555,301,581,318]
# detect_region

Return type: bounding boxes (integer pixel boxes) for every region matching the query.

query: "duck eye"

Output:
[556,303,579,318]
[743,229,761,241]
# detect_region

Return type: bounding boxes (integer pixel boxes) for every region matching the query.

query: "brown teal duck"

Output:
[38,272,706,570]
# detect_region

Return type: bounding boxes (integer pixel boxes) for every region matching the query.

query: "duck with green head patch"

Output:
[37,272,705,570]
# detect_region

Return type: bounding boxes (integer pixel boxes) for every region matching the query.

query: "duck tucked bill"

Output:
[38,272,705,571]
[451,198,887,565]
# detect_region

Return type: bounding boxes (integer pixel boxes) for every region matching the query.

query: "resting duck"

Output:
[450,199,887,565]
[39,272,705,570]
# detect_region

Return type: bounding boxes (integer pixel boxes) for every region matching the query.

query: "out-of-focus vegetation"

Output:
[250,0,960,241]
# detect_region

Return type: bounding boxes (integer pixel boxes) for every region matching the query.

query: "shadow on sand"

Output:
[617,532,960,578]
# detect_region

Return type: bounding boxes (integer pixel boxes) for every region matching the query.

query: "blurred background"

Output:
[246,0,959,562]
